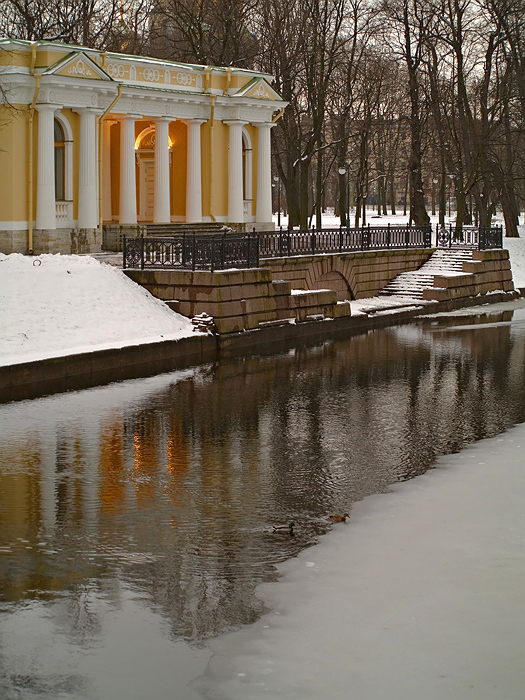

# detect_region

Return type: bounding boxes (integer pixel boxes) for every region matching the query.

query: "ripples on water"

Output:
[2,302,525,696]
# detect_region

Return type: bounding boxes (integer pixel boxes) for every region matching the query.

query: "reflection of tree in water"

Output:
[2,312,525,643]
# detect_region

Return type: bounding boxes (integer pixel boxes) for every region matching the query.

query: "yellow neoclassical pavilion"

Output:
[0,39,286,255]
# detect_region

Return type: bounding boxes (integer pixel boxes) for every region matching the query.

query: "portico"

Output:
[0,39,286,255]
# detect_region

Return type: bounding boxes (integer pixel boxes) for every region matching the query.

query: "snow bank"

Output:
[0,253,194,367]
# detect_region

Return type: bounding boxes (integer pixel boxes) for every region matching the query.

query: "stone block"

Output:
[433,273,472,288]
[472,249,509,262]
[331,301,352,318]
[243,296,278,314]
[272,280,292,295]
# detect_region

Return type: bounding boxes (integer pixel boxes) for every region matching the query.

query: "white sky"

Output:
[1,214,524,368]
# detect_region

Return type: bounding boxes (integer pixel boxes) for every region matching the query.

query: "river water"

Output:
[1,300,525,699]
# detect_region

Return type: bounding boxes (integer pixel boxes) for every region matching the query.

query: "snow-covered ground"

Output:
[0,253,194,367]
[1,212,524,367]
[198,421,525,700]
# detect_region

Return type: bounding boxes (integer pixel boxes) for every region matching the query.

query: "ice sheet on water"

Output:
[196,421,525,700]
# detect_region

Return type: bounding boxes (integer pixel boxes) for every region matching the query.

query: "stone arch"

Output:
[304,255,355,301]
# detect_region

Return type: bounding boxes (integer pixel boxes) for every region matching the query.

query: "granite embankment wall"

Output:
[124,248,514,333]
[0,248,517,403]
[259,248,433,300]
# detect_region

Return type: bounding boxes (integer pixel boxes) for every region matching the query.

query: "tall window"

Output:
[54,119,65,201]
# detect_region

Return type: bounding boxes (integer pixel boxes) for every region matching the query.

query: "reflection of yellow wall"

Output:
[99,420,125,514]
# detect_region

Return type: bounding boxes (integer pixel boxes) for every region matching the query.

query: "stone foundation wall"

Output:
[422,249,514,302]
[124,268,351,334]
[0,228,102,254]
[259,249,433,300]
[0,230,27,254]
[103,225,144,252]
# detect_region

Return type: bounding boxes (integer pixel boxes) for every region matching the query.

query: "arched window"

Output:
[54,119,65,201]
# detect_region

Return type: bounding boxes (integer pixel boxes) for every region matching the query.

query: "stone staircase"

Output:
[380,249,474,300]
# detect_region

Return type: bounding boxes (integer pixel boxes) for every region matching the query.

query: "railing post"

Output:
[339,228,343,253]
[140,235,145,270]
[387,222,391,248]
[287,227,291,255]
[122,235,127,269]
[311,229,316,254]
[405,223,409,249]
[220,233,225,269]
[192,234,196,271]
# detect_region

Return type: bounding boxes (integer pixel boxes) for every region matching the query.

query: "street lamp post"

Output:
[273,175,280,227]
[432,178,438,216]
[338,166,347,227]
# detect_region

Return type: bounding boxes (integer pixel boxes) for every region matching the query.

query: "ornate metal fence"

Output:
[123,233,260,271]
[436,225,503,250]
[123,224,503,270]
[257,224,433,257]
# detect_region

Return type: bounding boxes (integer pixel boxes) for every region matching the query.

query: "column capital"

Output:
[182,118,206,126]
[153,116,173,124]
[72,107,103,116]
[223,120,248,127]
[35,103,57,113]
[251,121,276,129]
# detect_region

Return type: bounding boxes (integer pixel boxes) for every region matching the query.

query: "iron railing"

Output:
[123,233,260,271]
[122,224,504,270]
[257,224,432,257]
[437,225,503,250]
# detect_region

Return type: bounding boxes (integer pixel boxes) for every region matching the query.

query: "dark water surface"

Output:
[2,300,525,698]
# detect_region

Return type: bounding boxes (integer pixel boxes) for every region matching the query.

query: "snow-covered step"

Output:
[380,249,474,298]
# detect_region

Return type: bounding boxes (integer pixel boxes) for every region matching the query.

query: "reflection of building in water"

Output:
[2,316,525,638]
[99,416,125,514]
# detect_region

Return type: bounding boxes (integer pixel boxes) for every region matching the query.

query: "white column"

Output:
[224,120,246,223]
[153,118,171,223]
[102,119,114,222]
[253,122,275,224]
[75,108,99,229]
[185,119,205,223]
[119,116,137,225]
[35,104,57,230]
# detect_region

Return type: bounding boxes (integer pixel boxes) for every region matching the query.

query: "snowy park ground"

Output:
[1,212,525,368]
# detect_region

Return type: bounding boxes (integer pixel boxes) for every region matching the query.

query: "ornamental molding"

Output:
[39,87,100,108]
[215,104,273,122]
[114,95,208,119]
